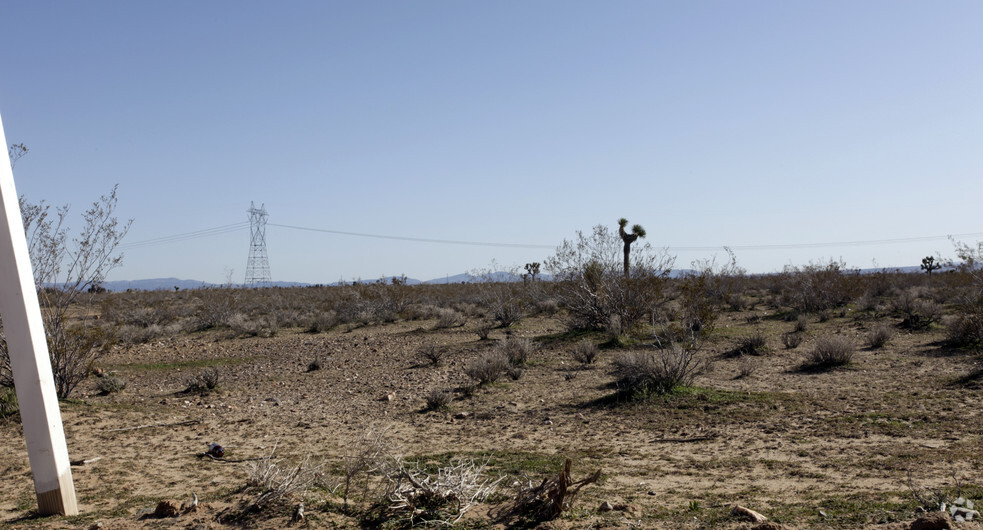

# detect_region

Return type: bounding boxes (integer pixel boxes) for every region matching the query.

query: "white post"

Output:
[0,112,78,515]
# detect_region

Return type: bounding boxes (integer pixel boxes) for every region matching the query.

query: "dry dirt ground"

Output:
[1,308,982,529]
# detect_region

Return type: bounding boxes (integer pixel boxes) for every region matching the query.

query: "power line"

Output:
[667,231,983,252]
[268,223,555,249]
[121,222,250,249]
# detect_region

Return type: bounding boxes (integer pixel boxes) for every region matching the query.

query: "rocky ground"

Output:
[1,305,982,528]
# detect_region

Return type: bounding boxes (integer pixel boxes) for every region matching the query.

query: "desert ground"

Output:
[1,271,982,529]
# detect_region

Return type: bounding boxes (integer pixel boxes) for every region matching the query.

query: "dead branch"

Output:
[506,458,601,521]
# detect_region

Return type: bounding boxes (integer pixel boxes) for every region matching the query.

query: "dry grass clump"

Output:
[611,346,708,397]
[782,332,804,350]
[866,324,894,349]
[808,335,854,368]
[418,344,447,367]
[794,314,809,332]
[464,351,510,385]
[185,367,221,394]
[570,341,599,366]
[434,307,465,329]
[96,373,127,394]
[423,389,452,411]
[497,336,534,366]
[734,331,767,356]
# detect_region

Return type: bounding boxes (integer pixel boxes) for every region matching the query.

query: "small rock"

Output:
[647,491,657,496]
[910,512,954,530]
[380,393,395,402]
[951,507,978,521]
[599,501,614,512]
[454,412,470,420]
[153,500,180,518]
[88,523,104,530]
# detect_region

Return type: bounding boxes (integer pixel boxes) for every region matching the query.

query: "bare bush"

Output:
[244,444,323,508]
[185,367,220,394]
[342,425,397,508]
[737,356,758,378]
[570,341,599,366]
[735,331,767,356]
[423,389,452,411]
[809,335,854,368]
[611,346,709,398]
[0,186,130,398]
[418,344,447,367]
[866,325,894,349]
[794,314,809,332]
[434,307,465,329]
[945,240,983,348]
[496,336,534,366]
[778,260,857,314]
[782,332,804,350]
[546,224,674,332]
[464,351,510,385]
[226,312,278,337]
[474,321,493,340]
[96,374,127,394]
[382,457,504,525]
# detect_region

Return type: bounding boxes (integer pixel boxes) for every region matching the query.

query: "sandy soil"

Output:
[1,308,982,529]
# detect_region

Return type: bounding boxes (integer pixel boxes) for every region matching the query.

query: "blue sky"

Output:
[1,1,981,284]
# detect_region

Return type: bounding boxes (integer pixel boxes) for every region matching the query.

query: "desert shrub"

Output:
[434,308,465,329]
[735,331,767,356]
[305,310,339,333]
[570,341,600,366]
[944,241,983,348]
[379,456,503,526]
[794,314,809,332]
[546,224,674,333]
[507,365,524,380]
[611,347,708,398]
[893,289,943,330]
[778,260,857,314]
[423,389,452,411]
[945,314,983,348]
[186,367,221,394]
[809,335,854,368]
[307,355,324,372]
[96,374,127,394]
[474,321,493,340]
[0,387,18,423]
[535,299,560,316]
[497,336,534,366]
[226,313,278,337]
[418,344,446,367]
[737,356,758,378]
[866,325,894,349]
[782,332,804,350]
[464,351,510,385]
[244,447,324,508]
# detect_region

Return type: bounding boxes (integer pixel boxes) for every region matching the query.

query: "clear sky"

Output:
[1,1,981,284]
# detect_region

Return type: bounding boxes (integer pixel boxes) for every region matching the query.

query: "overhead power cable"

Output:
[667,231,983,252]
[121,222,250,249]
[268,223,555,249]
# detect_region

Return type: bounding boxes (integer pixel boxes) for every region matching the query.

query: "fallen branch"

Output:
[198,452,268,463]
[648,435,717,443]
[70,457,102,466]
[107,419,201,433]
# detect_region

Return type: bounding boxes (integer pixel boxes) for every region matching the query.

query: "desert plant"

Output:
[434,307,465,329]
[342,425,396,509]
[735,331,767,356]
[546,224,674,332]
[570,341,600,366]
[0,186,130,398]
[945,240,983,348]
[464,351,510,385]
[307,355,324,372]
[186,367,221,394]
[0,387,17,423]
[921,256,942,275]
[781,332,804,350]
[244,444,323,508]
[809,335,854,368]
[418,344,447,367]
[497,336,534,366]
[611,346,709,398]
[618,218,646,278]
[866,325,894,349]
[423,389,452,411]
[381,456,504,525]
[96,374,127,394]
[794,314,809,332]
[474,321,493,340]
[737,356,758,378]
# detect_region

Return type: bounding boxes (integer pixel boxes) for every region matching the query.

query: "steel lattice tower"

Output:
[244,202,272,286]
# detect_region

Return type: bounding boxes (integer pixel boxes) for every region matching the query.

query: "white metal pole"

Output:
[0,112,79,515]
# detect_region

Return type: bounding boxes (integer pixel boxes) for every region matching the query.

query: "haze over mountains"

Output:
[100,265,933,292]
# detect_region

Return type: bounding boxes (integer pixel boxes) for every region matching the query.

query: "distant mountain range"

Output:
[100,265,940,292]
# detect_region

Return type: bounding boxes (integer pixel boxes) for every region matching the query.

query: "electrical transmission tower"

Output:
[245,202,272,286]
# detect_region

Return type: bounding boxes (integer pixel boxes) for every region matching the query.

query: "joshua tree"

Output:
[618,218,646,278]
[921,256,942,275]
